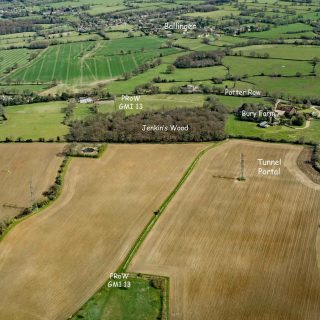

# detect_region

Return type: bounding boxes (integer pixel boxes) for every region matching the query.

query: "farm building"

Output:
[79,97,94,104]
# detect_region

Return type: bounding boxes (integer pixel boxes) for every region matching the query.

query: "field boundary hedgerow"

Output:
[0,143,109,240]
[0,155,71,241]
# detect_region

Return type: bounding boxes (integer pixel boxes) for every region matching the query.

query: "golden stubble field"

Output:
[129,140,320,320]
[0,143,207,320]
[0,143,65,222]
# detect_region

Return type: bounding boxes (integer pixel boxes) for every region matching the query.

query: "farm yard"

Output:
[129,140,320,319]
[0,143,207,320]
[0,143,64,222]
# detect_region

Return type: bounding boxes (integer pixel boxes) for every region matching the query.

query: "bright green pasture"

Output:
[162,65,227,81]
[0,102,68,140]
[216,95,272,110]
[241,23,314,39]
[248,76,320,97]
[174,38,219,51]
[0,84,47,94]
[114,94,205,114]
[224,56,313,76]
[184,9,240,18]
[106,64,168,94]
[94,36,165,56]
[227,115,320,143]
[156,80,213,92]
[233,45,320,60]
[71,276,162,320]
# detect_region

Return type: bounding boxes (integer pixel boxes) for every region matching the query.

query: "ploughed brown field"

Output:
[129,140,320,320]
[0,143,207,320]
[0,143,65,222]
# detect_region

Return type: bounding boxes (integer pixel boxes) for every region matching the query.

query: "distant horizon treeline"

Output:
[67,106,228,143]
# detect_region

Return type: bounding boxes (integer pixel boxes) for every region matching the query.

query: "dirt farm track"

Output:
[0,143,206,320]
[0,143,65,222]
[129,140,320,320]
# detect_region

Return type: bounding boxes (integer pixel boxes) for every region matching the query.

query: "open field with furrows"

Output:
[0,48,32,75]
[7,38,178,84]
[0,144,64,222]
[129,140,320,320]
[0,143,207,320]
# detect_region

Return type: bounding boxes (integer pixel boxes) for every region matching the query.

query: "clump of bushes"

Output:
[312,145,320,172]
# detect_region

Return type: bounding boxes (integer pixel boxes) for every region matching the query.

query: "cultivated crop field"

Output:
[8,38,178,84]
[0,143,64,222]
[0,48,32,76]
[0,143,207,320]
[129,140,320,319]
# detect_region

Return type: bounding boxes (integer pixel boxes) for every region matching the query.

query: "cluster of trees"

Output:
[67,106,228,143]
[290,114,305,126]
[134,83,160,95]
[0,20,39,35]
[174,51,225,68]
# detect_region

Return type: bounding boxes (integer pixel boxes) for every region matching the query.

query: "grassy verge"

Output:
[72,273,168,320]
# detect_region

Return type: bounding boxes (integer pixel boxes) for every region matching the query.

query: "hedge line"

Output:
[0,156,70,239]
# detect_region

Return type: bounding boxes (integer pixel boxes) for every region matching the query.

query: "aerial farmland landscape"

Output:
[0,0,320,319]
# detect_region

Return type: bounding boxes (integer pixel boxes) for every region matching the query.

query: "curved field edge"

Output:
[71,142,223,320]
[0,156,70,241]
[0,144,107,241]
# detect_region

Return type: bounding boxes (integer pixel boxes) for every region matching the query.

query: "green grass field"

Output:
[248,76,320,97]
[0,84,48,93]
[71,276,163,320]
[184,9,240,18]
[0,102,68,141]
[223,56,313,76]
[227,115,320,144]
[106,64,168,94]
[114,94,205,114]
[162,65,227,81]
[241,23,314,39]
[233,45,320,60]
